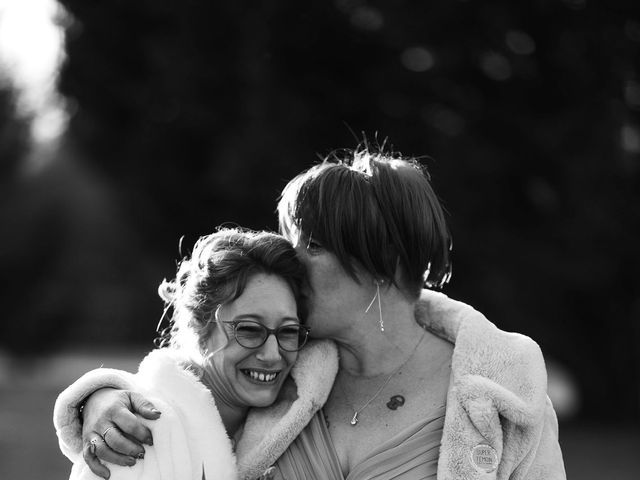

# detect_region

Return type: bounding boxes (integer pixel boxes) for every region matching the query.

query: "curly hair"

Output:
[156,227,307,360]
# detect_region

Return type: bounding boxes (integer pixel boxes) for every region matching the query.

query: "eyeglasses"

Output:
[222,320,311,352]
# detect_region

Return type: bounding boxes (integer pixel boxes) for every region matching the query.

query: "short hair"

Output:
[156,227,307,357]
[278,147,451,299]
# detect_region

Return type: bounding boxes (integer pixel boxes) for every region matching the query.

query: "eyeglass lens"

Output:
[233,321,308,351]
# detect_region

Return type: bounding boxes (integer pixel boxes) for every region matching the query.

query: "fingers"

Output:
[80,388,159,472]
[101,423,146,459]
[83,438,111,479]
[129,391,162,420]
[112,407,154,446]
[85,431,138,468]
[83,389,158,446]
[94,434,138,466]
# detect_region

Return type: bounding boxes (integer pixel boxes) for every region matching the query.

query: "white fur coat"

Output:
[54,340,339,480]
[54,291,565,479]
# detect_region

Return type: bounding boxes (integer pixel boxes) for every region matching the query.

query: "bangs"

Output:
[280,164,391,283]
[278,150,452,296]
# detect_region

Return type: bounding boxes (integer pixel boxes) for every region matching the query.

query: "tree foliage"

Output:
[35,0,640,419]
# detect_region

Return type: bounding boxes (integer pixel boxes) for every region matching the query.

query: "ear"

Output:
[391,259,409,291]
[202,321,230,356]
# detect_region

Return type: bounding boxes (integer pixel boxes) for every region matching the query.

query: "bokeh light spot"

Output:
[562,0,586,10]
[421,104,465,137]
[506,30,536,55]
[0,0,69,146]
[350,6,384,31]
[401,46,435,72]
[625,20,640,42]
[526,177,558,212]
[480,51,512,81]
[624,80,640,109]
[621,124,640,153]
[547,360,581,420]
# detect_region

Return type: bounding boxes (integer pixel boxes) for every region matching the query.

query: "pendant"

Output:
[350,412,359,425]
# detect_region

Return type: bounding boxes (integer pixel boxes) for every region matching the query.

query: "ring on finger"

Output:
[88,437,102,455]
[102,426,117,440]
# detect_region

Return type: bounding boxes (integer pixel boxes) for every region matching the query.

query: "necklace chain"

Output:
[339,329,426,426]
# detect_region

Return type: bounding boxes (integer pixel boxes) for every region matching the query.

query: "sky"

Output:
[0,0,68,144]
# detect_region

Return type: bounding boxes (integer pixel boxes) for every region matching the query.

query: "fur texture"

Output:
[416,289,566,479]
[54,290,565,479]
[53,340,338,480]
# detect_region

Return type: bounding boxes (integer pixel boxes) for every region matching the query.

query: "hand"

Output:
[81,388,161,479]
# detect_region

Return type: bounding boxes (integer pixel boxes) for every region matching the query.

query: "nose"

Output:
[255,334,282,363]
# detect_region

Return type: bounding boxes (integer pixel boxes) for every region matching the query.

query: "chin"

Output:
[243,389,279,407]
[236,375,282,407]
[249,395,278,408]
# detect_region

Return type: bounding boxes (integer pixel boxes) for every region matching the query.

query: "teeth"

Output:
[244,370,278,382]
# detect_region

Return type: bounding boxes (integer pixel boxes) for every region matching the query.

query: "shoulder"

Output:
[416,289,548,419]
[419,291,565,477]
[416,289,545,374]
[136,349,221,417]
[137,348,195,383]
[453,308,545,381]
[137,350,238,480]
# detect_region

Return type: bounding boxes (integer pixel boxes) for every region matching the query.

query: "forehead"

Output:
[221,273,299,326]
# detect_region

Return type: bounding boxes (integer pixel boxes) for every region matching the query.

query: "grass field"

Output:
[1,350,638,479]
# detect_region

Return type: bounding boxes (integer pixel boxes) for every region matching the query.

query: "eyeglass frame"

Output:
[220,319,311,352]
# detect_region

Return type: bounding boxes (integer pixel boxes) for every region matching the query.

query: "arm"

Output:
[57,349,239,480]
[520,397,567,480]
[66,395,193,480]
[53,368,161,478]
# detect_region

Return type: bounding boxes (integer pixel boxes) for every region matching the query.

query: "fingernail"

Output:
[126,456,136,466]
[145,437,153,446]
[150,408,161,415]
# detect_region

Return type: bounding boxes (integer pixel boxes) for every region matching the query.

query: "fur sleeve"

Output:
[53,368,139,462]
[516,397,567,480]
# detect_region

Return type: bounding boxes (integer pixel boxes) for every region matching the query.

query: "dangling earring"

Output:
[365,279,384,332]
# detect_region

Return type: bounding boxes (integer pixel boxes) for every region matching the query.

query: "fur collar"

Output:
[235,339,338,479]
[53,340,338,480]
[138,340,339,480]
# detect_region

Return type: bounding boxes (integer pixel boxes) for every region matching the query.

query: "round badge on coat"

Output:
[470,444,499,473]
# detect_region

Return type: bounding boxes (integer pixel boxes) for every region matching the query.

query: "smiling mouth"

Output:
[241,369,280,383]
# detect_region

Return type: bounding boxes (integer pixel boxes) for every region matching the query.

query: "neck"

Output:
[200,364,249,435]
[334,292,423,378]
[211,396,248,435]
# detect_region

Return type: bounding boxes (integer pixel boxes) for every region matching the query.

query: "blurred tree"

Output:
[0,85,29,186]
[50,0,640,420]
[0,84,33,351]
[0,84,162,353]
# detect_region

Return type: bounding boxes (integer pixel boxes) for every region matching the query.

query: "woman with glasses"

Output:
[54,227,338,480]
[56,146,565,479]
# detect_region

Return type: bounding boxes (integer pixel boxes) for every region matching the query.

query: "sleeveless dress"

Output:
[272,405,445,480]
